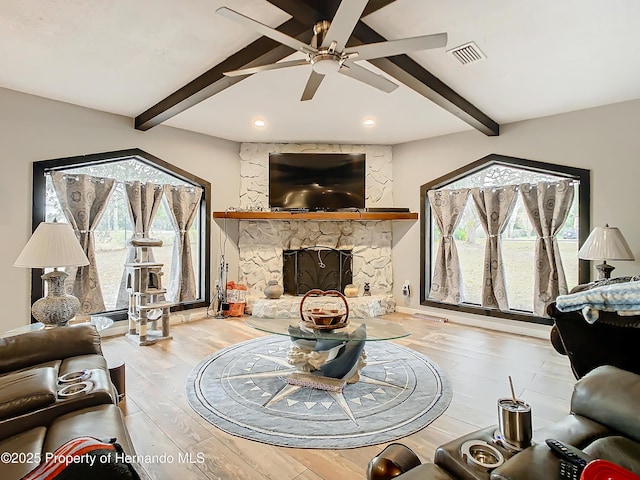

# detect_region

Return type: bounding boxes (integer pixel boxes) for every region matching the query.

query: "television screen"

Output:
[269,153,366,211]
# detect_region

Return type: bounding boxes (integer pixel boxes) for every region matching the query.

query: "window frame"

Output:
[31,148,211,321]
[419,153,590,325]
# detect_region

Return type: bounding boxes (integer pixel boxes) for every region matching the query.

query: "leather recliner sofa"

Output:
[0,324,136,479]
[548,301,640,379]
[367,365,640,480]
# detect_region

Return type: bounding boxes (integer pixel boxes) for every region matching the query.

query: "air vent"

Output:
[447,41,486,65]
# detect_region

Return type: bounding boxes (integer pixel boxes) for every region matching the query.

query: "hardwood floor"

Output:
[101,314,575,480]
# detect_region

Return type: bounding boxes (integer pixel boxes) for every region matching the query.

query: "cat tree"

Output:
[125,238,173,346]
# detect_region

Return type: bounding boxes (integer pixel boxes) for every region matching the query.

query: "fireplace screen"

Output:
[283,248,353,295]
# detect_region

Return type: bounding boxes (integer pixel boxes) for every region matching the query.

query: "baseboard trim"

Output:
[99,307,210,338]
[396,306,551,340]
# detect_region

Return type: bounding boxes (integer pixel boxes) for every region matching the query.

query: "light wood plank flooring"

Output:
[101,314,575,480]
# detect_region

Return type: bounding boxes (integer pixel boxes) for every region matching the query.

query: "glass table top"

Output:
[2,317,115,338]
[246,316,411,341]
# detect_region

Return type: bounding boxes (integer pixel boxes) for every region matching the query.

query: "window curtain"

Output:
[51,172,116,314]
[520,180,574,315]
[163,185,202,302]
[115,181,164,309]
[428,188,470,303]
[471,186,518,310]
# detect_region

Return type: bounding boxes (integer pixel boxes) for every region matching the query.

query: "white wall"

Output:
[391,99,640,335]
[0,87,241,332]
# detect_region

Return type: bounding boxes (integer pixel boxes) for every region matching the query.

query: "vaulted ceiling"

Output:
[2,1,640,144]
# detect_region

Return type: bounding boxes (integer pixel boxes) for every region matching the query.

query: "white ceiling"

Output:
[2,0,640,145]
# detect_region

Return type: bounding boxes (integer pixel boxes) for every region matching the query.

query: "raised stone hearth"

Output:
[247,294,396,319]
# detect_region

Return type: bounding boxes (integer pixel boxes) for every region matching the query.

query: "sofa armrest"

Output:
[571,365,640,443]
[367,443,422,480]
[0,324,102,374]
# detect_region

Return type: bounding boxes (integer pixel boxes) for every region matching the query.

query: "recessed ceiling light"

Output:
[253,119,266,127]
[363,119,375,126]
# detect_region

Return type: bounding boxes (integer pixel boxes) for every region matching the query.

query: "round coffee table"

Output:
[246,316,411,386]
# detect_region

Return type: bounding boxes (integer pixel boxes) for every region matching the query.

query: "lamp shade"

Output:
[577,225,635,261]
[14,221,89,268]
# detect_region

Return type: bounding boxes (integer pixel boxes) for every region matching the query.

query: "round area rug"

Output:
[185,335,452,449]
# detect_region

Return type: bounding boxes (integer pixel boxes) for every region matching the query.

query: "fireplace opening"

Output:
[283,248,353,295]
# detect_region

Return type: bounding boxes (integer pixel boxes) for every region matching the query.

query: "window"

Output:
[420,154,590,325]
[32,149,211,320]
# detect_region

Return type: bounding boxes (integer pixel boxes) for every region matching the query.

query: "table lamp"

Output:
[14,220,89,327]
[577,224,635,279]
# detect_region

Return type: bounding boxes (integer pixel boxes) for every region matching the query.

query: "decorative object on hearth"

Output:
[344,283,358,298]
[125,238,173,346]
[186,335,452,449]
[578,224,635,279]
[14,220,89,327]
[363,282,371,296]
[216,0,448,101]
[299,289,349,329]
[263,279,284,299]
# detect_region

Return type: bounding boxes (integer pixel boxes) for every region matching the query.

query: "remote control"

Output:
[546,439,593,480]
[545,439,592,467]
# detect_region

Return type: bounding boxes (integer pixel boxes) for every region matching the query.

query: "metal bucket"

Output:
[497,398,532,449]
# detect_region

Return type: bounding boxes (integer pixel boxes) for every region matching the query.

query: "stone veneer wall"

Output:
[239,219,393,297]
[237,143,395,300]
[239,143,393,209]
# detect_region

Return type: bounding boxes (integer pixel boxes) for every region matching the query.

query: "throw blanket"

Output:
[555,281,640,324]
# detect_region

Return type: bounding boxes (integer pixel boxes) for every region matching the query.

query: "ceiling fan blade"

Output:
[339,63,398,93]
[321,0,368,51]
[346,33,448,61]
[216,7,315,55]
[224,59,309,77]
[300,71,325,101]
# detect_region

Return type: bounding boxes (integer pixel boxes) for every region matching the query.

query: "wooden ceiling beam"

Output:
[134,18,312,131]
[135,0,499,136]
[282,0,499,136]
[352,21,499,136]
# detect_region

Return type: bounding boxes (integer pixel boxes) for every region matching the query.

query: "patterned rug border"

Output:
[185,335,452,449]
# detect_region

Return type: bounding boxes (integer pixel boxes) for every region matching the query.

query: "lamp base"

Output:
[595,262,615,280]
[31,270,81,327]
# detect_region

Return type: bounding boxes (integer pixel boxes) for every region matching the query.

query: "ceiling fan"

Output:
[216,0,447,101]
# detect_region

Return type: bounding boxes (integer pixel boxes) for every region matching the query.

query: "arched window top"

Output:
[423,154,587,191]
[60,157,192,185]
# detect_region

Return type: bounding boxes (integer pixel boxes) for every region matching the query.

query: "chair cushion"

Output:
[572,366,640,443]
[0,368,57,421]
[21,436,140,480]
[44,404,135,456]
[583,436,640,475]
[0,428,46,479]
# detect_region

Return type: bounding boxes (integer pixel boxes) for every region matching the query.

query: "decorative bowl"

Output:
[299,289,349,329]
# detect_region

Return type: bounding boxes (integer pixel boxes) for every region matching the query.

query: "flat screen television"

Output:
[269,153,366,211]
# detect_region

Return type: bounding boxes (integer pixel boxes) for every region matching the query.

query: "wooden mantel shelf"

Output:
[213,211,418,221]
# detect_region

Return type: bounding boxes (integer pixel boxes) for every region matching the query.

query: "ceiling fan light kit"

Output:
[215,0,447,101]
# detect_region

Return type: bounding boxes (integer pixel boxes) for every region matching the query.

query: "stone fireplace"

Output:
[236,143,397,318]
